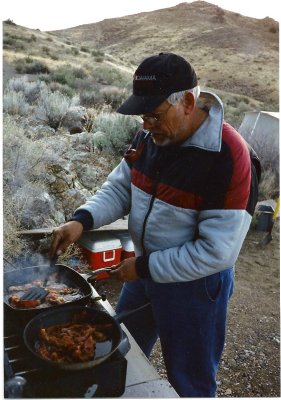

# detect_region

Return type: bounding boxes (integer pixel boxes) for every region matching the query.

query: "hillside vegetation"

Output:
[2,1,279,263]
[52,1,279,112]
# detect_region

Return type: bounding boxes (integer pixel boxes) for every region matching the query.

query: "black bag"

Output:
[247,144,261,215]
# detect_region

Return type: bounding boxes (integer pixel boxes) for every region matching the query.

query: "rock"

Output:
[60,188,88,220]
[76,164,106,190]
[19,192,59,229]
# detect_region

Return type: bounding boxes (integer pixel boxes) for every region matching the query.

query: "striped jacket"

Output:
[75,92,260,283]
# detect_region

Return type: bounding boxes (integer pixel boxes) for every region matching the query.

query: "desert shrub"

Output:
[25,60,49,74]
[3,116,72,252]
[48,81,75,97]
[35,88,76,130]
[79,90,103,107]
[93,131,112,152]
[71,47,79,56]
[27,34,37,42]
[3,90,30,115]
[94,55,104,63]
[4,18,16,25]
[15,58,50,74]
[4,200,29,261]
[3,117,54,253]
[6,76,46,104]
[42,46,50,55]
[93,65,130,88]
[56,243,89,269]
[3,35,25,50]
[72,68,87,79]
[3,35,15,48]
[99,86,127,109]
[92,50,104,62]
[3,115,56,190]
[80,46,90,53]
[237,101,249,113]
[92,50,104,57]
[258,168,279,200]
[49,65,87,88]
[50,54,59,61]
[93,113,141,154]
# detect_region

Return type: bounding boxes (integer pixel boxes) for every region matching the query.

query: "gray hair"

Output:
[167,86,201,105]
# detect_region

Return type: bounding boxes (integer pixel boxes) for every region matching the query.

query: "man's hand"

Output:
[109,257,139,282]
[49,221,84,258]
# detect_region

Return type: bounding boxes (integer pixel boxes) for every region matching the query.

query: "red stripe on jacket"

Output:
[222,123,251,209]
[131,168,203,210]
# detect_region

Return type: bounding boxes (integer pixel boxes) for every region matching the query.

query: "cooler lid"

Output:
[114,232,134,251]
[78,232,121,251]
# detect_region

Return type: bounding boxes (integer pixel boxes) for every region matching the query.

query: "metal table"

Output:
[94,289,179,398]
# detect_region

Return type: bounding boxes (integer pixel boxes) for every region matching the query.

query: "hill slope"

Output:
[51,1,279,109]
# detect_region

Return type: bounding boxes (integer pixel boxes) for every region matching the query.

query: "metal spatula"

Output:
[20,257,57,301]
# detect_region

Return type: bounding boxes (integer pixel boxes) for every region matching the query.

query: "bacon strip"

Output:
[36,313,113,363]
[8,295,41,309]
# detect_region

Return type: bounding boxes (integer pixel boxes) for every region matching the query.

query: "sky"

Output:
[1,0,280,31]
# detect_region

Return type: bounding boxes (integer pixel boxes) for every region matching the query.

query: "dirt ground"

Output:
[103,224,280,398]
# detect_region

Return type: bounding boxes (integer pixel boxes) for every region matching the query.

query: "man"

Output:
[50,53,260,397]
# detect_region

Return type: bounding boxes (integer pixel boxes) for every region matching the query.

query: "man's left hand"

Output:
[109,257,139,282]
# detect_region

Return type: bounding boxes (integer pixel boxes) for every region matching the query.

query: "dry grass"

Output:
[258,169,279,200]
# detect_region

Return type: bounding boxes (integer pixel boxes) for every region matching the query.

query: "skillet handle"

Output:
[114,302,151,324]
[88,266,115,278]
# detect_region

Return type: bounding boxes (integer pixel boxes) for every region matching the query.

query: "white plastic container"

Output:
[114,232,135,260]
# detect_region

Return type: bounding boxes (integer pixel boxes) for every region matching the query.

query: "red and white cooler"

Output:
[78,232,122,279]
[114,232,135,260]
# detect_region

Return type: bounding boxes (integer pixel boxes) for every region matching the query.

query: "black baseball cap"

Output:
[117,52,198,115]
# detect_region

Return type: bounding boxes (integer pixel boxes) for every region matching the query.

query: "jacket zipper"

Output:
[140,168,161,255]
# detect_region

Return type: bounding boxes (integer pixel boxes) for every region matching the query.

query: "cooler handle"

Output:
[103,250,115,262]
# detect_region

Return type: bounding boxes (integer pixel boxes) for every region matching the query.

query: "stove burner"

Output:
[4,306,130,398]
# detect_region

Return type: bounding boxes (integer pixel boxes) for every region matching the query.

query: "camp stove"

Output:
[4,302,130,398]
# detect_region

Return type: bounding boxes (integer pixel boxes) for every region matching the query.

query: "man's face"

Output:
[141,99,191,146]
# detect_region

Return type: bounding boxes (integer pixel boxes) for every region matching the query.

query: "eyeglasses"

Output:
[140,103,172,125]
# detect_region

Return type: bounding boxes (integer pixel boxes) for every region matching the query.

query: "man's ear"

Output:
[183,91,195,114]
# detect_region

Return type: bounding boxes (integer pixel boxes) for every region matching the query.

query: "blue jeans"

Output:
[116,268,234,397]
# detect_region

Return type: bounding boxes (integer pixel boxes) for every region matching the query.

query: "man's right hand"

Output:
[49,221,84,258]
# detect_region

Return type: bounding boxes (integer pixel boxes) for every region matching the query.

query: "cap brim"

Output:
[117,94,168,115]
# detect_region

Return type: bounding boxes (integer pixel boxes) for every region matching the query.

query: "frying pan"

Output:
[4,264,93,322]
[23,303,150,370]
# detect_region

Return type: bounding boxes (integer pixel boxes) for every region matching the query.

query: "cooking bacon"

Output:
[45,293,66,305]
[7,278,80,309]
[8,281,43,292]
[8,295,41,309]
[36,314,113,363]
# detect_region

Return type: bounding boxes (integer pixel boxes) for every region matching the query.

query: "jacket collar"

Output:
[182,91,223,152]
